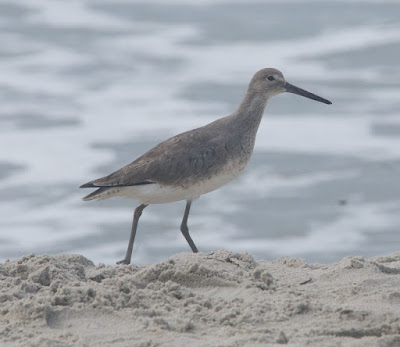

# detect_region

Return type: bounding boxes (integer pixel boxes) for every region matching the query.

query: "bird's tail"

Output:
[81,186,120,201]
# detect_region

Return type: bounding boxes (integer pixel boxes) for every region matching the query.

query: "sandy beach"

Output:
[1,250,400,346]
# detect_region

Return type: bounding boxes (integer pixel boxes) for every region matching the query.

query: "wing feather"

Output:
[83,119,234,188]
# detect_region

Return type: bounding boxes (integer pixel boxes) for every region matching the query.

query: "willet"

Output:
[80,68,332,264]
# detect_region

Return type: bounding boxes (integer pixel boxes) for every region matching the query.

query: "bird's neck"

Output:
[233,91,269,135]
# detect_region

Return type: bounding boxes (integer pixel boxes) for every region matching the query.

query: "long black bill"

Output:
[285,82,332,105]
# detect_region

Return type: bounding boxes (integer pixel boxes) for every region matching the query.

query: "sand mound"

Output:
[1,250,400,346]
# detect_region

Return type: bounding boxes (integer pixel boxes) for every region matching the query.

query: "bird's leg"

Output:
[117,204,148,265]
[180,200,199,253]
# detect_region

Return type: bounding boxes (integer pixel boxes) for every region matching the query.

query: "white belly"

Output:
[117,170,239,204]
[98,158,246,205]
[91,156,250,204]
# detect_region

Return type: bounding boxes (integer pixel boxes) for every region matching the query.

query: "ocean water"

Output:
[1,0,399,265]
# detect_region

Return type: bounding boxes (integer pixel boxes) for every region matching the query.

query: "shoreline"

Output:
[1,250,400,346]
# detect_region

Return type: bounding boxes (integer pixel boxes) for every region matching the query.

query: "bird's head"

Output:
[249,68,332,105]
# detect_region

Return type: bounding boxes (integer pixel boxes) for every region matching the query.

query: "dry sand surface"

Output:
[1,250,400,347]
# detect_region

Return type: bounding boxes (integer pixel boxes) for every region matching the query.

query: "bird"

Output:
[80,68,332,264]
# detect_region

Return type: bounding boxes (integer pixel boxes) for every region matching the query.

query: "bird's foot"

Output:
[116,258,130,265]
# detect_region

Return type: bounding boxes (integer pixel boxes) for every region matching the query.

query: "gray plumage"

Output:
[80,68,332,264]
[82,117,244,193]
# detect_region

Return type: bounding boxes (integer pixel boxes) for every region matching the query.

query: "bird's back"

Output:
[81,113,255,202]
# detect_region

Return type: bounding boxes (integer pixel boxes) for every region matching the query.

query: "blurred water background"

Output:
[1,0,399,265]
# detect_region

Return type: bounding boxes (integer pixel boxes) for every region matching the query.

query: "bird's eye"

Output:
[267,76,275,81]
